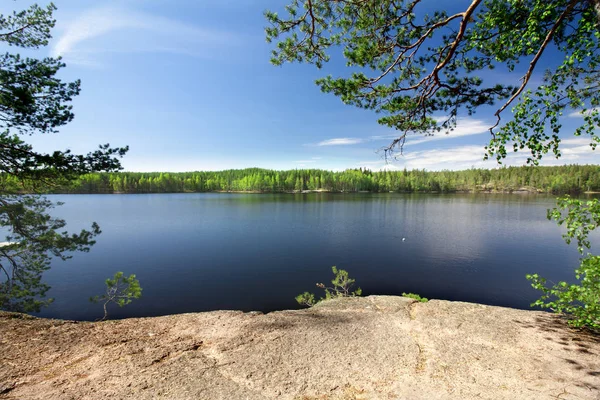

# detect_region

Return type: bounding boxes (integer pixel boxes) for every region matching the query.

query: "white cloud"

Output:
[358,161,384,165]
[294,160,316,163]
[309,118,599,170]
[316,138,365,146]
[369,133,398,141]
[568,107,600,118]
[366,118,490,147]
[403,118,490,146]
[560,138,593,146]
[377,139,600,171]
[397,145,494,170]
[51,6,239,65]
[562,145,596,156]
[317,118,488,148]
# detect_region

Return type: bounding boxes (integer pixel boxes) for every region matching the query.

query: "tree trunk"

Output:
[592,0,600,25]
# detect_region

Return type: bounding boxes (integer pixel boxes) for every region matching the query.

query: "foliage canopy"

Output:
[266,0,600,163]
[527,197,600,331]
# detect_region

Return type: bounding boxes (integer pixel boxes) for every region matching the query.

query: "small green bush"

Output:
[402,292,428,302]
[296,266,362,307]
[90,272,142,320]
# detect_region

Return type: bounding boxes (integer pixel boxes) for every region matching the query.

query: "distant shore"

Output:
[2,164,598,195]
[179,187,547,195]
[64,187,571,195]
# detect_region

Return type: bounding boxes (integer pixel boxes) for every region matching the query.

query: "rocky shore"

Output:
[1,296,599,399]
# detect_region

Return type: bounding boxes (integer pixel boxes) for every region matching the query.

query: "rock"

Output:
[1,296,599,399]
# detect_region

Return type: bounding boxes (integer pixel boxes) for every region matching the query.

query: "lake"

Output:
[34,193,592,321]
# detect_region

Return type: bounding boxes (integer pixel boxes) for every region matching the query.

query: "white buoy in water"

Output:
[402,238,406,242]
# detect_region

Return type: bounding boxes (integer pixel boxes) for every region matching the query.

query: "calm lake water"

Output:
[34,193,594,321]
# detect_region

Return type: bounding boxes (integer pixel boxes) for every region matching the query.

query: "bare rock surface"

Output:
[1,296,599,399]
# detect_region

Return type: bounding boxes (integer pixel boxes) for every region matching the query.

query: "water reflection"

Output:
[33,193,596,320]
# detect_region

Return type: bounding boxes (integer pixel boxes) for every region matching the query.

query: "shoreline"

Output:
[44,188,590,195]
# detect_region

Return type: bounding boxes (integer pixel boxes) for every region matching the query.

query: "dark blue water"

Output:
[34,193,591,321]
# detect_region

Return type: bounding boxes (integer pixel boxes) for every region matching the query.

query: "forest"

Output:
[2,164,599,195]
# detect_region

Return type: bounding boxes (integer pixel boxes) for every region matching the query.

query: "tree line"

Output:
[2,165,599,195]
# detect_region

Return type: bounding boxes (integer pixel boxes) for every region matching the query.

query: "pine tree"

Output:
[0,4,127,312]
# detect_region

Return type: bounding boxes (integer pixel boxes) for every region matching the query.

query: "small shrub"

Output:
[527,254,600,331]
[402,292,428,302]
[295,292,316,307]
[296,266,362,307]
[90,272,142,320]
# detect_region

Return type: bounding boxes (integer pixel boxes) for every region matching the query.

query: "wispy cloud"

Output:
[367,118,490,147]
[311,118,488,148]
[568,107,600,118]
[378,139,600,171]
[556,138,598,157]
[398,145,495,170]
[403,118,490,146]
[316,138,365,146]
[51,6,240,66]
[358,160,383,165]
[369,133,398,141]
[562,145,595,156]
[560,138,593,145]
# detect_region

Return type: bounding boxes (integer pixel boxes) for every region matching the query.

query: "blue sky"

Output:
[5,0,600,172]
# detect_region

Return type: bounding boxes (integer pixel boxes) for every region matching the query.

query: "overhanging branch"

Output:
[490,0,579,135]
